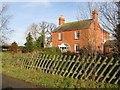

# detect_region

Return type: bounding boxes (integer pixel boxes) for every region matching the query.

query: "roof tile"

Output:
[53,19,93,32]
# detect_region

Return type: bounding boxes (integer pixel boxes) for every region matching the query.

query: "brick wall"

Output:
[52,24,103,53]
[52,10,110,53]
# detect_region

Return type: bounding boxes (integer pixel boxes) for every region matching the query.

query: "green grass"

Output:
[2,52,120,88]
[2,64,119,88]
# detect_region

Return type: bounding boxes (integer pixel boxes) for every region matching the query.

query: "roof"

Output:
[104,40,116,47]
[53,19,93,32]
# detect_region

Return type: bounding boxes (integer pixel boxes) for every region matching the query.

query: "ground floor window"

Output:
[74,44,80,53]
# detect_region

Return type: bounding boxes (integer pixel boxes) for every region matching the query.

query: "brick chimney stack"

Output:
[59,15,65,25]
[92,10,98,23]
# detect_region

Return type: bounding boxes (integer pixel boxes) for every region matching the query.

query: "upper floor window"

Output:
[102,34,104,39]
[58,33,62,41]
[74,44,80,53]
[75,31,80,39]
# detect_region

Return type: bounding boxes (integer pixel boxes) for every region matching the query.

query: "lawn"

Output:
[2,52,119,88]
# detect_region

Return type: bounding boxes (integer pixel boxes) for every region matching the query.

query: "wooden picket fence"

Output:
[6,53,120,85]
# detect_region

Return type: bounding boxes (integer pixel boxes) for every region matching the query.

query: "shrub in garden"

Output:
[9,42,19,53]
[62,51,75,56]
[43,47,61,55]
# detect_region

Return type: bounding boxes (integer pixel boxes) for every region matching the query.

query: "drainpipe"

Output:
[102,29,104,54]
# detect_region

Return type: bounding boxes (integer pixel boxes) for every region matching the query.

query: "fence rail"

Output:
[3,53,120,85]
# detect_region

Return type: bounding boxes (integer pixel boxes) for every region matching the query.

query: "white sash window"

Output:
[58,33,62,40]
[75,31,80,39]
[74,44,80,53]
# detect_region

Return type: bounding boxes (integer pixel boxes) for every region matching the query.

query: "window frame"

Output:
[75,31,80,40]
[58,33,62,41]
[74,44,80,53]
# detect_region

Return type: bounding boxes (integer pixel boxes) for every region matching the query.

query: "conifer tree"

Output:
[35,35,45,49]
[24,32,34,52]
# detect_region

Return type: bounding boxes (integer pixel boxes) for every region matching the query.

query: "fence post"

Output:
[43,55,51,72]
[47,55,56,73]
[108,66,120,83]
[94,57,108,80]
[55,55,67,75]
[50,55,60,75]
[66,56,80,77]
[41,54,49,70]
[37,54,46,69]
[51,55,63,74]
[35,54,42,69]
[85,56,101,79]
[81,56,97,79]
[62,56,76,77]
[75,56,91,79]
[45,55,53,73]
[59,56,71,76]
[71,56,85,78]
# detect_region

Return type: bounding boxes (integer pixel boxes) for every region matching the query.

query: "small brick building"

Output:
[52,10,110,53]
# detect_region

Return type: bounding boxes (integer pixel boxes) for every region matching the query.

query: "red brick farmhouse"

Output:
[52,10,110,53]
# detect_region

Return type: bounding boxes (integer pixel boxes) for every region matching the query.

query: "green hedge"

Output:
[42,47,61,55]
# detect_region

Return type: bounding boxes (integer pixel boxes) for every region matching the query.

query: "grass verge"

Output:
[2,52,119,88]
[2,64,119,88]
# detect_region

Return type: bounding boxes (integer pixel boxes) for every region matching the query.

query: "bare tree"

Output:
[115,2,120,52]
[46,23,56,47]
[27,21,56,47]
[38,21,56,47]
[27,23,38,41]
[77,2,118,33]
[81,28,97,56]
[77,2,119,54]
[0,3,12,45]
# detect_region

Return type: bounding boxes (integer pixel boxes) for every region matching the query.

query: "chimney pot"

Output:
[92,10,98,23]
[59,15,65,25]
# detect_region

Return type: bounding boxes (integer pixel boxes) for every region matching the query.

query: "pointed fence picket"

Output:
[9,53,120,85]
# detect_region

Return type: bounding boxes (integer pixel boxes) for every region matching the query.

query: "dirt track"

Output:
[2,74,44,89]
